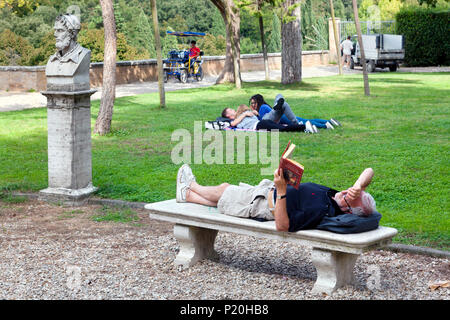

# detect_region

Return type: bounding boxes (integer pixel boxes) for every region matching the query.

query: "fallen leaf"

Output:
[429,280,450,291]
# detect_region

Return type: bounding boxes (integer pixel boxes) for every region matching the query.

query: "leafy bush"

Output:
[0,29,34,65]
[197,34,226,56]
[78,27,150,62]
[396,7,449,66]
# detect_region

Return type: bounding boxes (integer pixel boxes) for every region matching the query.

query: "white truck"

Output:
[350,34,405,72]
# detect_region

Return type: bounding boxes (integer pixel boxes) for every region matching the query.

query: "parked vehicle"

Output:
[350,34,405,72]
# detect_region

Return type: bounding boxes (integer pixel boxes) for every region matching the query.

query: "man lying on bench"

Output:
[176,164,378,233]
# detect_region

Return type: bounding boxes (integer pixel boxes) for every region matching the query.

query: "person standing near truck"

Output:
[340,36,354,69]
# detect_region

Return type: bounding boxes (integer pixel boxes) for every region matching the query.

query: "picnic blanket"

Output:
[204,120,265,132]
[205,117,291,132]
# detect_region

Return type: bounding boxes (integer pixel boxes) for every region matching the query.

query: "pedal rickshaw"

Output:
[163,31,205,83]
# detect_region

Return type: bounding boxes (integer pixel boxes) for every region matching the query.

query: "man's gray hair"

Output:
[352,192,376,217]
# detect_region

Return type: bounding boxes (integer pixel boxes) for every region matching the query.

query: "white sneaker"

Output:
[176,164,196,203]
[312,124,319,133]
[325,122,334,130]
[305,121,314,134]
[330,118,341,127]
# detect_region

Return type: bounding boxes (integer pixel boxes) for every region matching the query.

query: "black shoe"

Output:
[273,98,285,111]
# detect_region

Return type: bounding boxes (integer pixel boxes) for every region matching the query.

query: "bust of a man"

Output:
[46,14,91,91]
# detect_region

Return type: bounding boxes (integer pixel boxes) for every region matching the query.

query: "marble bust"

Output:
[45,14,91,91]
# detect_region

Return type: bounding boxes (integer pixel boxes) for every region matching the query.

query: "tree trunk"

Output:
[150,0,165,107]
[258,10,269,81]
[329,0,343,75]
[352,0,370,96]
[94,0,117,135]
[281,0,302,84]
[211,0,241,86]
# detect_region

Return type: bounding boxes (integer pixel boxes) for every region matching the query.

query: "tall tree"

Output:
[267,12,281,53]
[0,0,40,16]
[330,0,343,75]
[280,0,302,84]
[210,0,241,88]
[238,0,270,80]
[352,0,370,96]
[150,0,165,107]
[95,0,117,135]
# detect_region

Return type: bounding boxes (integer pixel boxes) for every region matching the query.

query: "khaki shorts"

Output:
[217,179,275,221]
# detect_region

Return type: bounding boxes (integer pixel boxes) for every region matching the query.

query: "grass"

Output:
[91,206,140,225]
[0,72,449,250]
[0,193,27,204]
[58,209,85,220]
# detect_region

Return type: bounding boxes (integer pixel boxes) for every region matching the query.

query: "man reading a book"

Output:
[176,164,377,232]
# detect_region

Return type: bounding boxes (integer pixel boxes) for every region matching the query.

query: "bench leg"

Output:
[173,224,219,268]
[310,248,359,295]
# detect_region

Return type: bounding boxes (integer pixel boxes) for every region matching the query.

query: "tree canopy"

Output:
[0,0,446,66]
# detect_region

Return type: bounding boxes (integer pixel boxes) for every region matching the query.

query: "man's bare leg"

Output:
[187,181,230,204]
[185,189,218,206]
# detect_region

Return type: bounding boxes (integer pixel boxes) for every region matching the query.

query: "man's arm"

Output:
[230,111,253,127]
[347,168,374,200]
[273,169,289,232]
[354,168,374,190]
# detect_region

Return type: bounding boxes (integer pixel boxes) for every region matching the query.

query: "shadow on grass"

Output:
[242,80,321,92]
[341,77,423,85]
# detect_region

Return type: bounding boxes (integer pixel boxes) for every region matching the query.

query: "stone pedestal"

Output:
[173,224,219,268]
[328,17,341,63]
[39,90,97,205]
[310,248,359,295]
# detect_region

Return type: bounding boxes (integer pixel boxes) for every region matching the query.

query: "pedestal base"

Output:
[173,224,219,269]
[39,184,97,206]
[310,248,359,295]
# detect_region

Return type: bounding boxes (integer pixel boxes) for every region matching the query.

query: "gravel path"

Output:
[0,199,448,300]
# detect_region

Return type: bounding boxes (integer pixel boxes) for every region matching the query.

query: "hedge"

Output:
[396,8,449,66]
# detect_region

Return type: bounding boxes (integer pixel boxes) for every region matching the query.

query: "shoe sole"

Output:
[305,121,313,133]
[176,164,189,202]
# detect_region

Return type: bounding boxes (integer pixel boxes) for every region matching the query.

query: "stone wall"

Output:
[0,51,329,92]
[0,66,46,92]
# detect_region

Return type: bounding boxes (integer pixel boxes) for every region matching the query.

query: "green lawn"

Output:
[0,72,449,250]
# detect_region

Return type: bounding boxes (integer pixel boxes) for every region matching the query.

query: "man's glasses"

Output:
[343,194,352,213]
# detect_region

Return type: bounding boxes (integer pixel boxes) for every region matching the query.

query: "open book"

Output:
[279,141,304,189]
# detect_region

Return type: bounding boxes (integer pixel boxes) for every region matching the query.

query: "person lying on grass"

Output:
[250,93,341,130]
[176,164,377,232]
[221,104,316,133]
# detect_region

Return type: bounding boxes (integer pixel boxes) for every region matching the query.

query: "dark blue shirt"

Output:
[275,183,341,232]
[257,104,272,120]
[275,183,381,233]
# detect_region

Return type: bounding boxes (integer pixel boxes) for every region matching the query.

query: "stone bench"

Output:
[145,199,398,294]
